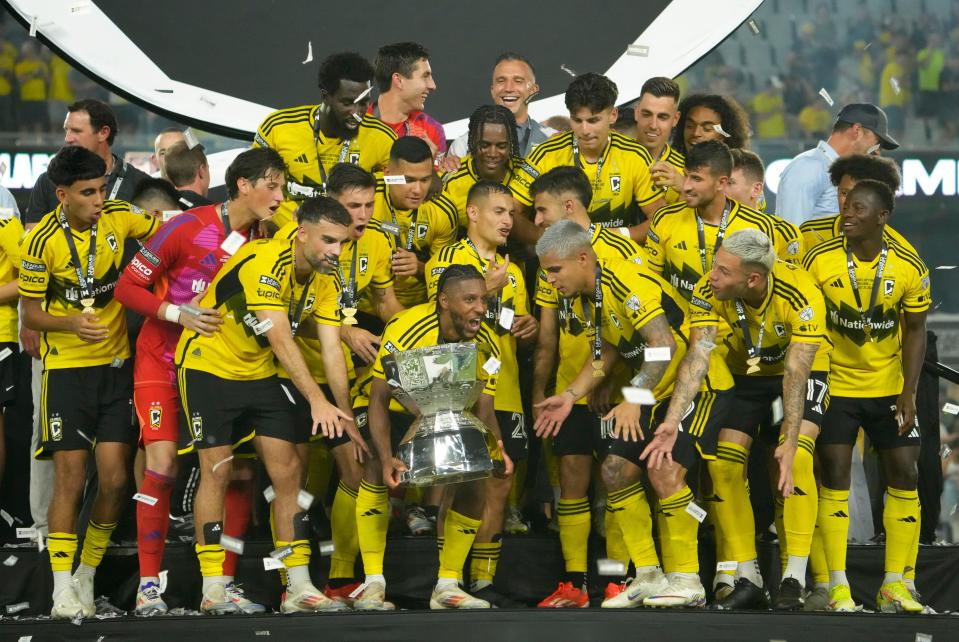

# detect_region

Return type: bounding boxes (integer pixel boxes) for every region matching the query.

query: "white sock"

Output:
[714,573,734,589]
[364,573,386,588]
[74,562,95,577]
[783,556,807,586]
[52,570,72,595]
[737,559,763,587]
[829,570,848,588]
[201,575,226,592]
[139,576,160,589]
[882,571,903,585]
[286,565,311,589]
[904,577,916,591]
[471,579,492,592]
[223,575,234,586]
[436,577,458,590]
[635,565,662,578]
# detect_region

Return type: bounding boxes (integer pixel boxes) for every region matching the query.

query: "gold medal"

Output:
[342,307,357,326]
[81,297,95,314]
[746,356,761,374]
[592,359,604,378]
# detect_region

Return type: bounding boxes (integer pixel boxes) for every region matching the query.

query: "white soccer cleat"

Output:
[430,584,492,609]
[644,574,707,608]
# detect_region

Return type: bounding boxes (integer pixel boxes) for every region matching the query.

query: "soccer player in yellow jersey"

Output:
[727,149,803,265]
[0,205,22,490]
[528,168,648,608]
[372,136,458,307]
[803,181,930,614]
[646,141,784,302]
[441,105,539,245]
[535,221,735,608]
[18,147,159,620]
[635,77,687,204]
[799,154,907,254]
[254,52,396,229]
[658,229,831,610]
[425,181,538,607]
[175,197,368,614]
[352,265,511,610]
[516,73,666,242]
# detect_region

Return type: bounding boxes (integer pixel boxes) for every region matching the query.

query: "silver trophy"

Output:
[382,342,496,486]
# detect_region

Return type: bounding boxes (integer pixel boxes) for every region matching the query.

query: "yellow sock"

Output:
[48,532,78,573]
[278,539,311,570]
[329,481,358,580]
[305,441,334,502]
[904,500,921,582]
[79,520,117,569]
[607,482,658,568]
[196,543,225,577]
[784,435,818,558]
[774,496,787,573]
[557,497,591,574]
[818,487,849,576]
[659,487,699,573]
[883,487,919,575]
[709,443,756,564]
[604,504,629,569]
[356,480,389,576]
[470,541,501,583]
[439,509,481,580]
[509,459,527,509]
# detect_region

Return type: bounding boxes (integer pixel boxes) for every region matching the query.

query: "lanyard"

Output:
[695,199,733,275]
[338,240,359,306]
[107,157,126,200]
[57,205,98,310]
[572,135,610,188]
[518,123,532,157]
[313,110,352,188]
[586,262,603,377]
[372,103,411,136]
[220,201,254,243]
[287,262,315,339]
[846,241,887,341]
[464,237,503,322]
[734,276,770,374]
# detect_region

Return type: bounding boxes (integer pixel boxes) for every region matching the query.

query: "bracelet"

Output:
[563,388,578,400]
[163,304,181,324]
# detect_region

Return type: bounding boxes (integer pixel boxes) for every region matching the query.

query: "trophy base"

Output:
[396,411,494,487]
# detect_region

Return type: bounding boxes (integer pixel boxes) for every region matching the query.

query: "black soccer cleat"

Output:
[773,578,805,610]
[713,578,770,610]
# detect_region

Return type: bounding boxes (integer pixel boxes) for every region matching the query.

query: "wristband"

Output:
[563,388,578,400]
[179,304,203,317]
[163,304,181,324]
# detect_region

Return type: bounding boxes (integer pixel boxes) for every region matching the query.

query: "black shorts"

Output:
[177,369,294,450]
[37,361,135,459]
[0,342,17,407]
[725,372,829,442]
[608,389,733,470]
[550,404,611,458]
[819,395,921,450]
[495,410,528,461]
[280,379,352,448]
[354,406,416,458]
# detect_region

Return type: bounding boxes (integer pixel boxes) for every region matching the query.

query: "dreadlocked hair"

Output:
[466,105,520,161]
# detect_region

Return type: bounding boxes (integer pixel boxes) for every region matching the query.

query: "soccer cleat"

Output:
[200,582,240,615]
[713,581,734,603]
[504,506,529,535]
[713,578,770,610]
[537,581,590,608]
[51,584,85,620]
[430,584,491,609]
[72,573,96,617]
[281,581,348,613]
[406,505,435,536]
[773,578,804,611]
[352,581,395,611]
[225,582,267,614]
[472,584,525,608]
[644,574,707,608]
[135,581,168,616]
[827,584,857,612]
[604,580,627,601]
[324,582,363,608]
[803,585,830,612]
[876,581,923,613]
[603,569,670,608]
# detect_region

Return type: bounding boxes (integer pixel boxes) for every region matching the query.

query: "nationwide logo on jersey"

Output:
[663,260,703,301]
[825,298,899,345]
[359,256,368,274]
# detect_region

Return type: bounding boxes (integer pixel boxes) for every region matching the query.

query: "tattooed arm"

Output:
[775,341,818,496]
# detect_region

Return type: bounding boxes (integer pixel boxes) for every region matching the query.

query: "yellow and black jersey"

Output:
[175,235,340,381]
[19,200,158,369]
[0,213,23,342]
[799,214,914,257]
[802,236,930,397]
[771,215,804,265]
[654,142,686,205]
[425,239,529,414]
[688,260,831,376]
[370,178,458,307]
[516,131,660,228]
[254,105,396,229]
[441,156,533,228]
[535,224,646,405]
[352,302,500,412]
[646,198,781,302]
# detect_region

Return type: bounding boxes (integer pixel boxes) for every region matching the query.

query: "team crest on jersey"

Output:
[610,175,621,193]
[359,255,369,274]
[349,152,360,164]
[191,413,203,440]
[921,276,930,290]
[609,311,622,329]
[774,323,786,337]
[508,273,517,289]
[304,293,316,312]
[625,295,642,312]
[417,223,428,239]
[106,233,119,252]
[883,279,895,296]
[149,405,162,429]
[799,307,814,321]
[49,415,62,441]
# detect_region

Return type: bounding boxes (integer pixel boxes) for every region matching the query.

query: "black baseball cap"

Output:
[835,103,899,150]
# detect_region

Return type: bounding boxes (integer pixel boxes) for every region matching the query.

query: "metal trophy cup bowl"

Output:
[382,342,495,486]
